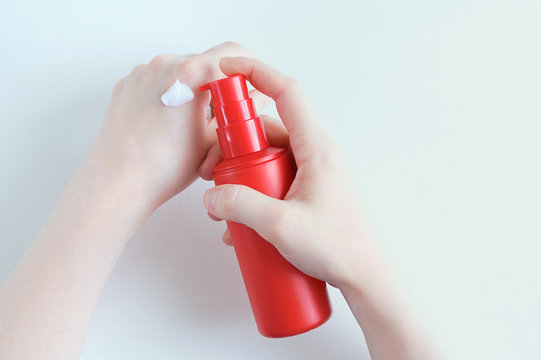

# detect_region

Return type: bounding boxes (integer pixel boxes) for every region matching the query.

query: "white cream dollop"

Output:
[161,79,194,107]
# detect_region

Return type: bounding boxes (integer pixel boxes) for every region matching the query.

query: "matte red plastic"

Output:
[200,75,331,337]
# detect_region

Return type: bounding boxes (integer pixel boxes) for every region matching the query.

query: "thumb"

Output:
[203,184,286,240]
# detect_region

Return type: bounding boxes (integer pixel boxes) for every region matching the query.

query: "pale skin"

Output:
[0,42,438,359]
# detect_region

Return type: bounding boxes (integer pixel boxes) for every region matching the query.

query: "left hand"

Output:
[84,42,268,212]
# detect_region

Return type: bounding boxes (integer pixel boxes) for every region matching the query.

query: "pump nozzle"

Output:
[199,75,249,105]
[200,75,268,159]
[200,75,257,128]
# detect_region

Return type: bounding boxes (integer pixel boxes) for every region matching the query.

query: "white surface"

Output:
[161,79,194,107]
[1,1,540,359]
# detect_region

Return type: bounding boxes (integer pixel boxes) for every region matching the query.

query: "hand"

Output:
[200,56,373,290]
[85,42,267,212]
[0,44,274,360]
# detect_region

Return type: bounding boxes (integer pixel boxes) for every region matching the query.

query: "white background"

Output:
[1,1,540,359]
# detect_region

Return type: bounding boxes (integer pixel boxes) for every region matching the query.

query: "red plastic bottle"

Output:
[200,75,332,337]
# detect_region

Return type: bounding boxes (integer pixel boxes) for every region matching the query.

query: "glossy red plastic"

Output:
[200,75,331,337]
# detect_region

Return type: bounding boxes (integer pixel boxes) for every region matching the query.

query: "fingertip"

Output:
[197,142,222,181]
[197,160,214,180]
[202,187,217,213]
[219,56,234,63]
[207,211,222,222]
[222,230,233,246]
[219,56,235,74]
[219,56,254,76]
[197,162,211,180]
[200,172,213,181]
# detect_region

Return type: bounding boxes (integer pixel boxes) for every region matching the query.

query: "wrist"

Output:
[82,143,184,214]
[69,157,156,233]
[335,240,392,301]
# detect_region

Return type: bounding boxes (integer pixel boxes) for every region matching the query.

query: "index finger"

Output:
[219,56,325,165]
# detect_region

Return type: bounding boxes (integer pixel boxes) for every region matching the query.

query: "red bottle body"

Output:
[201,75,331,337]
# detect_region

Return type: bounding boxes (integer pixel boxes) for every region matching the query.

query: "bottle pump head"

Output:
[200,75,269,159]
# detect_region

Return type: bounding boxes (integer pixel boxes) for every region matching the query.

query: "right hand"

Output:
[200,57,375,290]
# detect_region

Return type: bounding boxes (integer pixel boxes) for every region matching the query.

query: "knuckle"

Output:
[284,76,300,91]
[217,185,241,217]
[112,78,124,95]
[148,53,172,69]
[130,64,145,73]
[177,59,200,81]
[278,77,301,100]
[220,41,244,50]
[179,53,197,61]
[307,136,342,169]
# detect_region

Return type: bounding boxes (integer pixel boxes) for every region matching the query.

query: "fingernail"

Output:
[204,188,217,212]
[219,56,234,67]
